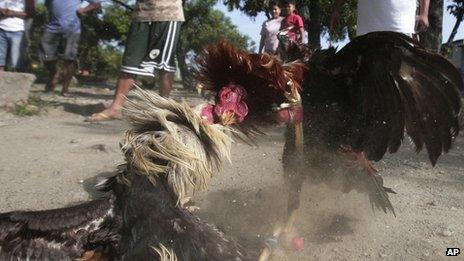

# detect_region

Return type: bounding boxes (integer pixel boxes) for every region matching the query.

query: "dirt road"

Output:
[0,84,463,260]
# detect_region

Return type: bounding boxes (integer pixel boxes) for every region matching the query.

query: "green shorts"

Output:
[121,21,182,76]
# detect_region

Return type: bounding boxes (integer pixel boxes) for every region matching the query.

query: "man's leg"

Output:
[159,69,174,97]
[86,22,149,122]
[7,31,25,72]
[87,72,135,121]
[40,31,60,92]
[60,60,76,96]
[44,60,59,92]
[60,33,80,96]
[0,29,7,71]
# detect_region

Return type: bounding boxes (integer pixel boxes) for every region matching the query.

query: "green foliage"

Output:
[29,0,252,87]
[181,0,253,55]
[78,4,132,79]
[29,2,132,80]
[177,0,254,89]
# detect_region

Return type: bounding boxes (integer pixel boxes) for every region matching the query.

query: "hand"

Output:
[76,8,85,17]
[0,8,13,17]
[329,9,341,33]
[416,14,429,33]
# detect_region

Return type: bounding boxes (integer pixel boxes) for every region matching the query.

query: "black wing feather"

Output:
[327,32,462,165]
[0,196,120,260]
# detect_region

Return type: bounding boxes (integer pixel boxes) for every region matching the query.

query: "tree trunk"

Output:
[447,12,464,45]
[307,0,322,48]
[419,0,443,52]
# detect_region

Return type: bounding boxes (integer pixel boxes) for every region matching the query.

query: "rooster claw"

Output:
[264,236,279,251]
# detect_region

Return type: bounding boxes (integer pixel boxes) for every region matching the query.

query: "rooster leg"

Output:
[279,170,305,250]
[339,145,396,214]
[257,176,304,260]
[339,145,376,171]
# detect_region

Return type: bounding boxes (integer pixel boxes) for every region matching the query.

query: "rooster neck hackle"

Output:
[120,87,232,204]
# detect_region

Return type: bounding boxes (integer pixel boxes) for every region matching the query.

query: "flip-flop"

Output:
[85,112,121,122]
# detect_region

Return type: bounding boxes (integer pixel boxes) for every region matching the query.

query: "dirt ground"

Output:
[0,84,463,261]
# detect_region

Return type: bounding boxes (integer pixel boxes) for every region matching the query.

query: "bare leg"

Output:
[61,60,76,96]
[86,72,135,121]
[44,60,59,92]
[159,70,173,97]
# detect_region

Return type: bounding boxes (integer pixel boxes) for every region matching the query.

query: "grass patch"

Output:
[11,96,49,117]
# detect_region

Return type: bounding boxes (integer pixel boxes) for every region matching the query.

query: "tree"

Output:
[419,0,443,53]
[78,5,132,78]
[178,0,254,89]
[221,0,357,48]
[446,0,464,45]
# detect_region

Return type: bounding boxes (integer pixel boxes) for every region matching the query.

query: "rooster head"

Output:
[200,83,249,125]
[195,41,307,128]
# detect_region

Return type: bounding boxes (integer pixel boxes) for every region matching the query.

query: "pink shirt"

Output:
[280,13,304,42]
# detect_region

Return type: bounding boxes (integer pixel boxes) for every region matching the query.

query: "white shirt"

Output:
[0,0,25,32]
[260,17,284,53]
[357,0,416,36]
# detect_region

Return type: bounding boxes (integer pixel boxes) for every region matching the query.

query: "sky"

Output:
[215,0,464,49]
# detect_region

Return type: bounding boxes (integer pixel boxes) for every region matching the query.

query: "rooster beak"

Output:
[219,112,237,126]
[196,83,204,95]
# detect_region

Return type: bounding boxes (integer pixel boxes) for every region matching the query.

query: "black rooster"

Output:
[196,32,462,255]
[0,89,258,260]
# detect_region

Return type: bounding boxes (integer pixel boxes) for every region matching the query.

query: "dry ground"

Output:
[0,84,463,260]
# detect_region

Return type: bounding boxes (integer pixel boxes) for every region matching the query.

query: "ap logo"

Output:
[446,248,460,256]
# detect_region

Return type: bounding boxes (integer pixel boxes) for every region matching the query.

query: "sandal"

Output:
[85,112,122,122]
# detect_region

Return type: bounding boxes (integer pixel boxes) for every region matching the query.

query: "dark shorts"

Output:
[39,31,80,61]
[121,21,182,76]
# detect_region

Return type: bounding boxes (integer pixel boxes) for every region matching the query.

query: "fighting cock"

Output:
[0,89,259,260]
[196,31,462,257]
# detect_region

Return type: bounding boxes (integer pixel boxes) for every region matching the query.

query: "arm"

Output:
[259,35,265,54]
[329,0,348,32]
[299,27,305,44]
[77,1,101,16]
[0,0,35,19]
[296,16,305,44]
[416,0,430,32]
[259,23,266,54]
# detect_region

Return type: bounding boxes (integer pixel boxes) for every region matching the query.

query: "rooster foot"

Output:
[339,144,377,173]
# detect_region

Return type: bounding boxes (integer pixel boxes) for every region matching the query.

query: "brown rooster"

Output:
[0,89,260,260]
[195,31,463,257]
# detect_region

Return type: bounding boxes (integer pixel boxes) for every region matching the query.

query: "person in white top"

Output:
[0,0,34,71]
[329,0,430,37]
[259,2,284,54]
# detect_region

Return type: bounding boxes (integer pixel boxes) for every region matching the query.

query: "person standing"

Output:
[330,0,430,36]
[280,0,305,44]
[40,0,101,96]
[259,2,283,55]
[87,0,184,122]
[0,0,35,71]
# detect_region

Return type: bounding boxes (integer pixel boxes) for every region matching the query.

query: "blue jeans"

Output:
[0,29,26,70]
